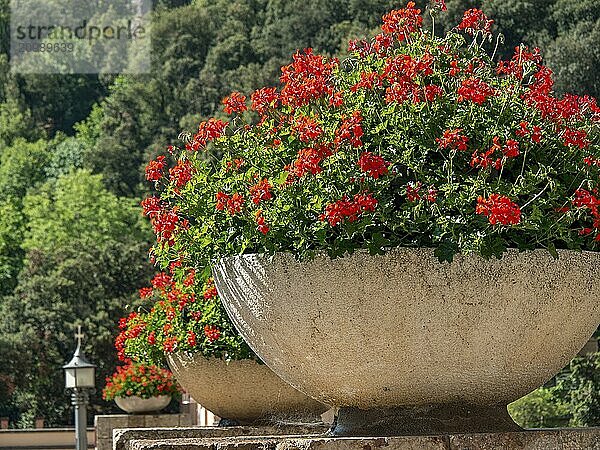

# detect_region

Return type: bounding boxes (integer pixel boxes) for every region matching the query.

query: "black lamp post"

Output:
[63,326,96,450]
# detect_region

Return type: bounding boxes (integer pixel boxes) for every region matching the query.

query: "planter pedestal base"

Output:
[330,405,521,436]
[114,427,600,450]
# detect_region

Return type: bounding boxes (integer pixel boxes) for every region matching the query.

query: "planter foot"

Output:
[218,418,241,427]
[329,405,522,436]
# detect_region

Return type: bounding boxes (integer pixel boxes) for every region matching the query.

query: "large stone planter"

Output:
[167,353,328,424]
[114,395,171,414]
[213,248,600,435]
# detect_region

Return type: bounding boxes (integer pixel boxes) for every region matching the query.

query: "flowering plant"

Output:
[116,271,254,364]
[141,1,599,270]
[102,362,181,400]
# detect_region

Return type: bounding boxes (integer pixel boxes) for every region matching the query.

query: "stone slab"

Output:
[115,428,600,450]
[95,414,191,450]
[113,425,329,450]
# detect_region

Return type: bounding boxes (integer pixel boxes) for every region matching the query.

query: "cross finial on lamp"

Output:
[75,325,84,352]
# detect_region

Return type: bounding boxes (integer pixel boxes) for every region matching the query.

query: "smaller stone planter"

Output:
[114,395,171,414]
[167,353,328,424]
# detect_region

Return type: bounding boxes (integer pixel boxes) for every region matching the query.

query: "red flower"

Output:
[204,325,221,343]
[516,121,543,144]
[292,144,333,177]
[251,87,279,115]
[183,269,195,287]
[351,72,383,92]
[147,331,156,346]
[151,209,180,244]
[381,2,423,42]
[503,139,520,158]
[145,156,166,182]
[222,92,247,114]
[249,178,273,205]
[357,152,390,179]
[471,148,500,170]
[226,193,245,215]
[457,9,493,36]
[457,77,494,105]
[151,273,173,290]
[385,79,419,104]
[423,84,443,102]
[436,129,469,151]
[432,0,447,12]
[203,279,218,300]
[373,33,394,56]
[141,196,163,219]
[163,337,178,353]
[497,46,542,80]
[476,194,521,225]
[329,91,344,107]
[215,192,229,211]
[292,116,324,142]
[169,160,194,188]
[426,186,438,202]
[280,48,338,108]
[562,128,590,149]
[139,287,153,299]
[584,156,600,167]
[255,210,270,235]
[406,182,422,202]
[334,111,363,148]
[189,118,228,151]
[320,192,378,226]
[186,331,197,347]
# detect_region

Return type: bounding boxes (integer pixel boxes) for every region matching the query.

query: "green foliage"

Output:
[560,352,600,426]
[0,171,152,426]
[0,138,49,295]
[545,18,600,98]
[44,136,85,180]
[509,352,600,428]
[23,169,148,254]
[0,98,38,148]
[508,386,570,428]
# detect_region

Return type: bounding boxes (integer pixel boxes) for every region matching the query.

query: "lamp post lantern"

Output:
[63,326,96,450]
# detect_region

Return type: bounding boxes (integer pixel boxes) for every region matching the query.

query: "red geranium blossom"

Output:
[222,92,247,114]
[334,111,363,148]
[145,156,166,182]
[204,325,221,343]
[320,192,378,226]
[251,87,279,115]
[457,9,493,36]
[249,178,273,205]
[457,77,495,105]
[476,194,521,225]
[381,2,423,42]
[357,152,390,179]
[436,129,469,151]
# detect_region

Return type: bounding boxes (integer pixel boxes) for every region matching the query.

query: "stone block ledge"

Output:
[114,425,330,450]
[116,428,600,450]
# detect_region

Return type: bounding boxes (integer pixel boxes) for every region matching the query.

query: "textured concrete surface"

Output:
[214,248,600,414]
[113,425,329,450]
[114,396,172,414]
[330,405,521,436]
[167,354,328,423]
[116,428,600,450]
[95,414,191,450]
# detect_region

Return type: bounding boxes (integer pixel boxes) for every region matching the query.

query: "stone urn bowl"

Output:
[114,395,171,414]
[167,353,328,424]
[213,248,600,436]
